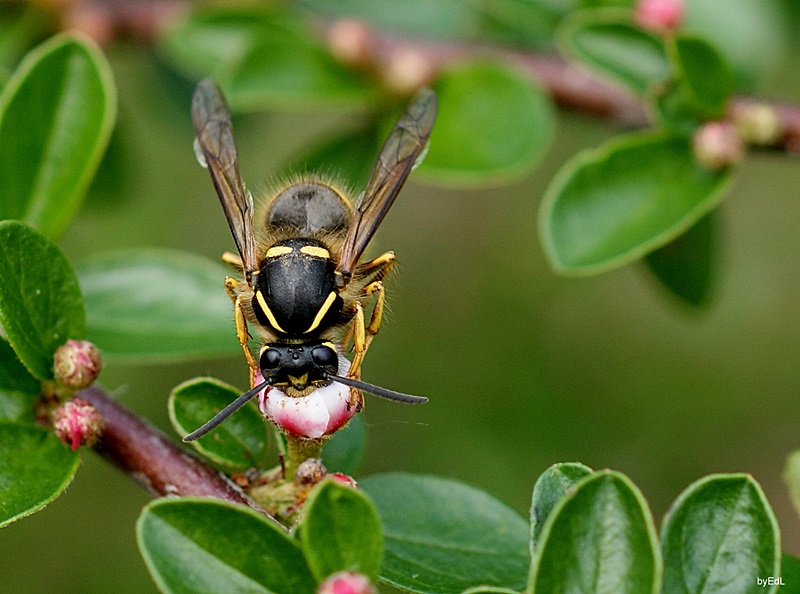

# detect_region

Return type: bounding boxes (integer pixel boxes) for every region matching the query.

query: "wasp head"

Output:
[259,342,339,395]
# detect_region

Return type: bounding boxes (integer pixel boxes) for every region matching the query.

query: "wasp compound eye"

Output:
[261,347,281,369]
[311,345,337,367]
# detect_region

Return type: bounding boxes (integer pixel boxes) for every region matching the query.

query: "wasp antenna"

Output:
[327,373,428,404]
[182,378,270,442]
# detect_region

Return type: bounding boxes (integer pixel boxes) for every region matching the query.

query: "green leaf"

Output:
[557,10,669,94]
[461,586,518,594]
[158,7,282,79]
[669,34,735,120]
[137,498,316,594]
[420,61,554,186]
[0,422,80,527]
[661,474,780,594]
[168,377,268,471]
[0,221,86,379]
[0,338,40,421]
[784,450,800,522]
[77,248,239,361]
[0,33,116,238]
[539,131,731,275]
[223,19,375,112]
[361,473,529,593]
[530,462,593,549]
[644,210,718,306]
[321,414,365,476]
[528,470,661,594]
[477,0,573,47]
[301,480,383,582]
[780,554,800,593]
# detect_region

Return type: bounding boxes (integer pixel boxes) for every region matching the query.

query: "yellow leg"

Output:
[225,276,258,372]
[346,280,386,380]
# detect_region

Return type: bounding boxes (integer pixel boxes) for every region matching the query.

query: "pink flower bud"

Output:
[329,473,359,489]
[317,571,377,594]
[383,47,435,96]
[53,398,104,451]
[692,121,744,170]
[327,19,375,69]
[256,358,358,439]
[53,340,102,390]
[635,0,684,33]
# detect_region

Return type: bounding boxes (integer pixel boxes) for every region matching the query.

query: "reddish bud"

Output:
[317,571,377,594]
[383,47,435,96]
[53,340,102,390]
[257,359,357,439]
[635,0,684,33]
[53,398,104,450]
[327,19,376,69]
[692,121,745,170]
[329,473,359,489]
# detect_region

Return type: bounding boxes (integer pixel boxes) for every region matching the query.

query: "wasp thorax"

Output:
[266,181,350,235]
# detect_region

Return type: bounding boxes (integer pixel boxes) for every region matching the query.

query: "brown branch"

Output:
[80,385,279,524]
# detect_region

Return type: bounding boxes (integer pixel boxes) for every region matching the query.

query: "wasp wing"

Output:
[191,79,258,278]
[336,87,437,286]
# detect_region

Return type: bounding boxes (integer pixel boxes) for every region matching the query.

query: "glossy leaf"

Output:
[301,480,383,582]
[530,462,593,549]
[780,554,800,593]
[77,248,238,361]
[661,474,780,594]
[137,498,316,594]
[321,414,366,476]
[558,10,669,94]
[0,221,86,380]
[670,34,735,119]
[420,61,554,186]
[644,210,718,306]
[298,0,483,39]
[158,7,282,79]
[784,450,800,521]
[168,377,268,471]
[0,33,116,238]
[361,473,529,593]
[461,588,520,594]
[223,21,374,112]
[0,422,80,527]
[528,470,661,594]
[539,132,731,275]
[0,338,40,421]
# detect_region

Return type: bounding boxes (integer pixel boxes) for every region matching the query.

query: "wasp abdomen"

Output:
[266,181,350,235]
[253,238,344,336]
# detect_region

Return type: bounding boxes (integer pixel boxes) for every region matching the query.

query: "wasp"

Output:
[184,79,435,441]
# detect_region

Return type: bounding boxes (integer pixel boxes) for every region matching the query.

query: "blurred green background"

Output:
[4,2,800,592]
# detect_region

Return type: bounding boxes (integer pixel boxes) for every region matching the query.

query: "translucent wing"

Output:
[336,87,437,286]
[191,78,258,279]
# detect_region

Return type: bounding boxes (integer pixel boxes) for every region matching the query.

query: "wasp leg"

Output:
[225,276,258,372]
[354,251,395,283]
[347,280,387,379]
[221,251,244,272]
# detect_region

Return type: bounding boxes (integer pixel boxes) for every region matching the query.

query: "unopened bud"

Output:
[635,0,684,33]
[317,571,377,594]
[329,473,359,489]
[733,103,783,147]
[383,47,435,96]
[327,19,376,69]
[53,398,104,450]
[53,340,102,390]
[692,121,744,170]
